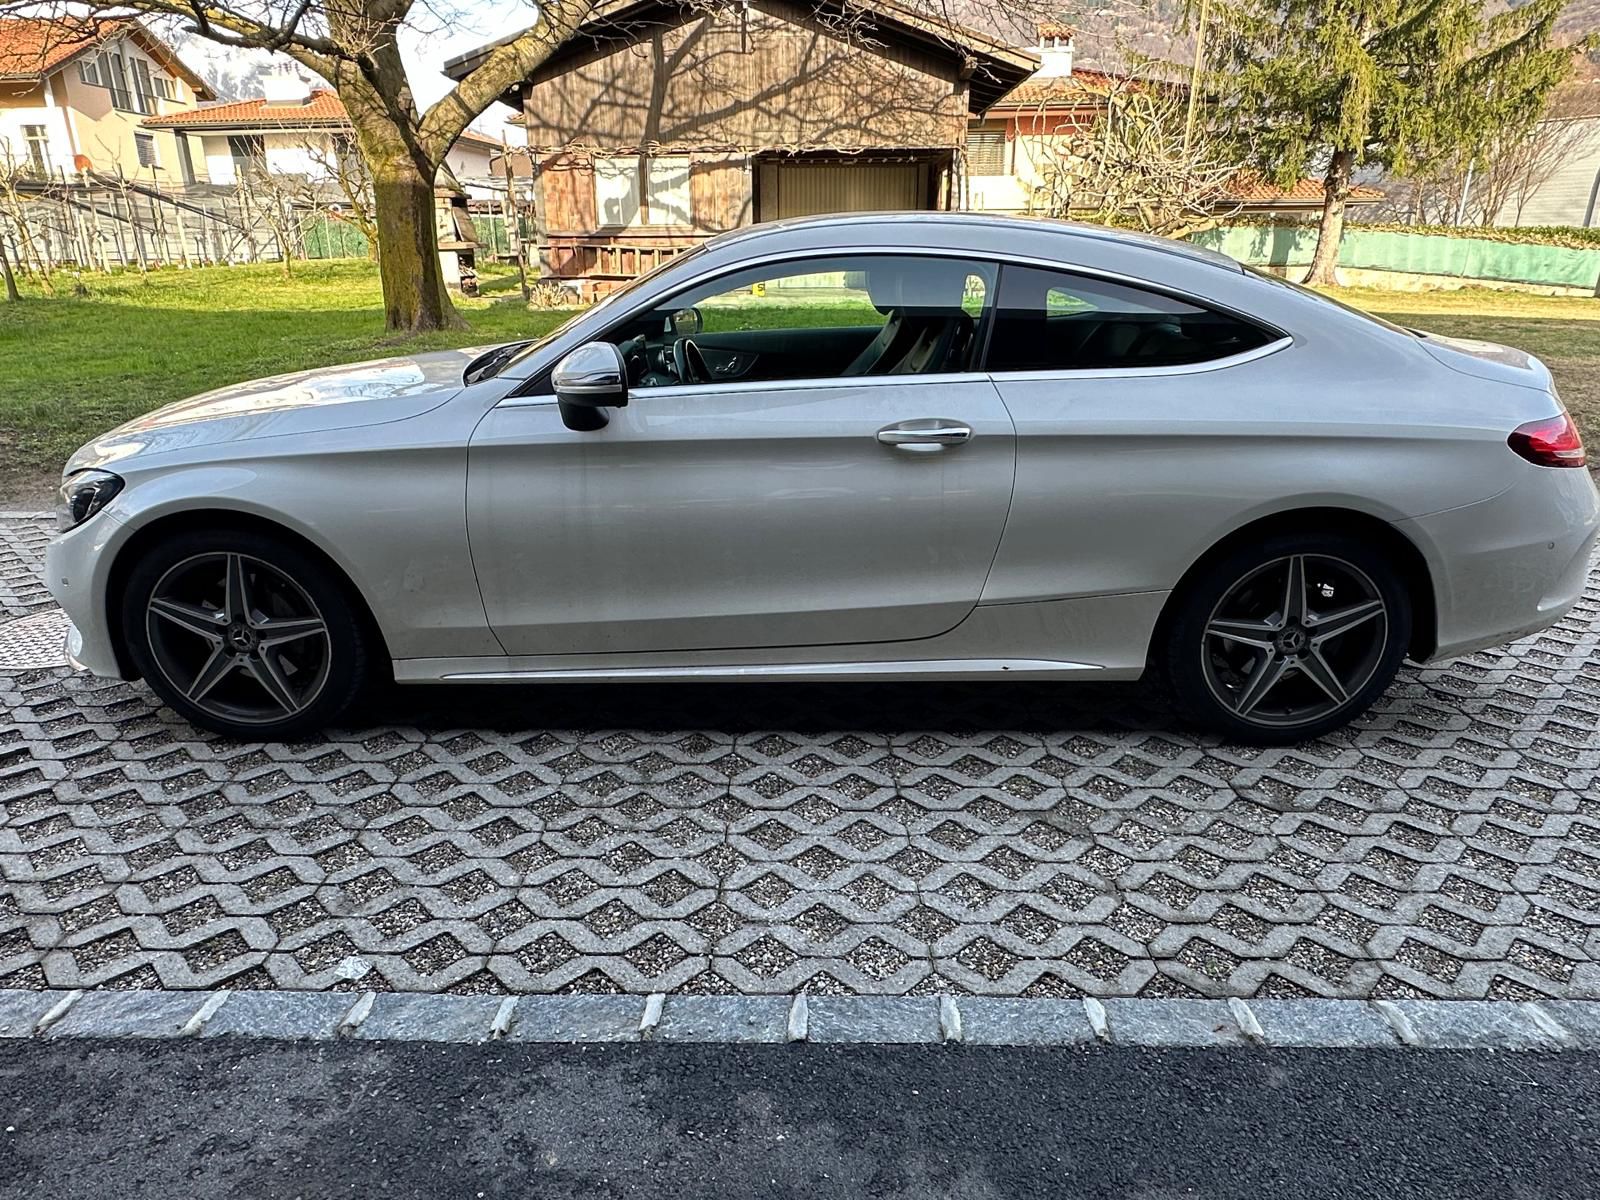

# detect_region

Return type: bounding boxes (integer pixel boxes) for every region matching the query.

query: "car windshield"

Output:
[489,244,711,378]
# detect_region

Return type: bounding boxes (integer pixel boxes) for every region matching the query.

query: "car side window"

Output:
[604,255,996,389]
[985,264,1275,373]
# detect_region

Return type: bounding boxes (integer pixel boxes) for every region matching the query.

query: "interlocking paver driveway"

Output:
[3,515,1599,1000]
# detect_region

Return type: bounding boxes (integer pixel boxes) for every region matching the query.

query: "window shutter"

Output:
[965,131,1006,176]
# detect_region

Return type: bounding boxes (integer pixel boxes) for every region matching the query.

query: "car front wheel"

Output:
[1162,532,1412,744]
[122,529,369,739]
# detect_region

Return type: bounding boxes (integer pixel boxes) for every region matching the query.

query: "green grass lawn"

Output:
[3,259,1598,506]
[0,260,571,493]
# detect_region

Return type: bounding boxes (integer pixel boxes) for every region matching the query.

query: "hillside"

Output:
[1051,0,1599,74]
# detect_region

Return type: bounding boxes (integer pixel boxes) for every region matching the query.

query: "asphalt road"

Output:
[0,1039,1593,1199]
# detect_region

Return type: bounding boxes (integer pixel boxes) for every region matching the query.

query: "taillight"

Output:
[1508,412,1586,468]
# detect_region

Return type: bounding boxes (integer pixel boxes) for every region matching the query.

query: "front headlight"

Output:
[56,470,124,532]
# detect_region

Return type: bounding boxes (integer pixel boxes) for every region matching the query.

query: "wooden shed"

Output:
[446,0,1035,294]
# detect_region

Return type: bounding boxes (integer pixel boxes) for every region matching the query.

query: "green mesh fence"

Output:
[301,213,521,259]
[303,216,371,260]
[1190,225,1600,290]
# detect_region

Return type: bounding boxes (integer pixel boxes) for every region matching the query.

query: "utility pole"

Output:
[1183,0,1211,157]
[501,137,531,303]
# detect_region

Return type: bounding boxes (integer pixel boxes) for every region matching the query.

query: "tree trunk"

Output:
[367,152,463,333]
[1303,149,1356,286]
[0,236,18,302]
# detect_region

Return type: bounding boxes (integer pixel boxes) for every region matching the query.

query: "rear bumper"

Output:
[1402,465,1600,661]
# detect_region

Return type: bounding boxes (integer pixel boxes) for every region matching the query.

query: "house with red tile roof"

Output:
[143,76,507,198]
[0,16,213,184]
[963,25,1382,219]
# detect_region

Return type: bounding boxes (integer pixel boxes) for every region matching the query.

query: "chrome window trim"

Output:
[496,370,986,409]
[497,242,1292,409]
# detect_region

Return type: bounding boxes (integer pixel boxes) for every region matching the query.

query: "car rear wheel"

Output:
[122,529,369,739]
[1162,532,1411,744]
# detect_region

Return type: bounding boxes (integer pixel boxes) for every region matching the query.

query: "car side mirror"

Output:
[667,306,703,336]
[552,342,628,431]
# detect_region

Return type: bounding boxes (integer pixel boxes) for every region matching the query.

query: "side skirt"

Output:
[404,657,1125,685]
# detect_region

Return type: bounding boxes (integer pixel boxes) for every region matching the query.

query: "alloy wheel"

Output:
[144,552,332,726]
[1199,553,1389,730]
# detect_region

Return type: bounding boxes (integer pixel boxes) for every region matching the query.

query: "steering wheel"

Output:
[671,337,710,385]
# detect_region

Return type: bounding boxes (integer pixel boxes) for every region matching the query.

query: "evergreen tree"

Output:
[1199,0,1582,284]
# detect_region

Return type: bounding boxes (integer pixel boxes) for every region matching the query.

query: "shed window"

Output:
[965,130,1006,176]
[594,155,692,227]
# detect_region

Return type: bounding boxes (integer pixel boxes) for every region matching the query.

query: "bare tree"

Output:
[1030,77,1246,237]
[236,162,306,274]
[2,4,594,329]
[301,134,379,259]
[0,143,56,292]
[1466,86,1598,226]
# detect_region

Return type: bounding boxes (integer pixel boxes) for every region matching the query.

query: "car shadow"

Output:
[351,677,1173,741]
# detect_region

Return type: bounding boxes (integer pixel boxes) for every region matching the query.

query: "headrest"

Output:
[864,259,970,313]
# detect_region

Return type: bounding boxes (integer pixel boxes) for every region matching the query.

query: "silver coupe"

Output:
[46,213,1599,743]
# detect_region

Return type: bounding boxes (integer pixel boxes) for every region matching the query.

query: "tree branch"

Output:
[416,0,593,162]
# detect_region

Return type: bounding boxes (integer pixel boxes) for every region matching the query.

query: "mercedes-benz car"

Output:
[45,213,1599,744]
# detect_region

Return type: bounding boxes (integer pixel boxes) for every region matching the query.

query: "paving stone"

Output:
[1381,1000,1566,1050]
[4,515,1600,1002]
[356,994,505,1042]
[1248,999,1401,1048]
[807,997,941,1043]
[1539,1001,1600,1048]
[1102,999,1247,1046]
[201,991,354,1040]
[653,996,789,1042]
[47,989,211,1038]
[505,995,643,1042]
[959,998,1095,1045]
[0,988,65,1037]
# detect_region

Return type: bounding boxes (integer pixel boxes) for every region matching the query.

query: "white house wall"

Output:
[1495,117,1600,228]
[199,133,234,184]
[262,132,328,175]
[0,83,73,175]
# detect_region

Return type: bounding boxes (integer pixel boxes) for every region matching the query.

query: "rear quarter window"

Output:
[987,264,1278,373]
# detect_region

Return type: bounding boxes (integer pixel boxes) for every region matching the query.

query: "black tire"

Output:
[121,528,370,739]
[1161,531,1411,745]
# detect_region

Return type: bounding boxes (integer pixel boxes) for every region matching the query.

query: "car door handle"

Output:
[876,419,973,450]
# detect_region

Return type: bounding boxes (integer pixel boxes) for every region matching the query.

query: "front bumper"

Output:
[44,509,131,679]
[1402,464,1600,661]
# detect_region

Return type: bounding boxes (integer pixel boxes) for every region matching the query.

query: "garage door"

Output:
[756,160,933,221]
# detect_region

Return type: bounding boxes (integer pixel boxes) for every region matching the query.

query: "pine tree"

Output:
[1199,0,1582,284]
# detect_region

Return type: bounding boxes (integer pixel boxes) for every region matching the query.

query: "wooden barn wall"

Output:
[537,150,751,236]
[539,152,599,233]
[520,0,969,153]
[689,153,753,231]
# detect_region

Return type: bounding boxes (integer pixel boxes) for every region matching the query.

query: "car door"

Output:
[467,253,1016,657]
[979,262,1294,607]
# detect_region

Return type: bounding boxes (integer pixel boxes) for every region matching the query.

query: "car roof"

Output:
[705,211,1245,274]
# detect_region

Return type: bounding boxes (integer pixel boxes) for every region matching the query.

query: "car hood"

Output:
[66,349,482,474]
[1417,332,1554,393]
